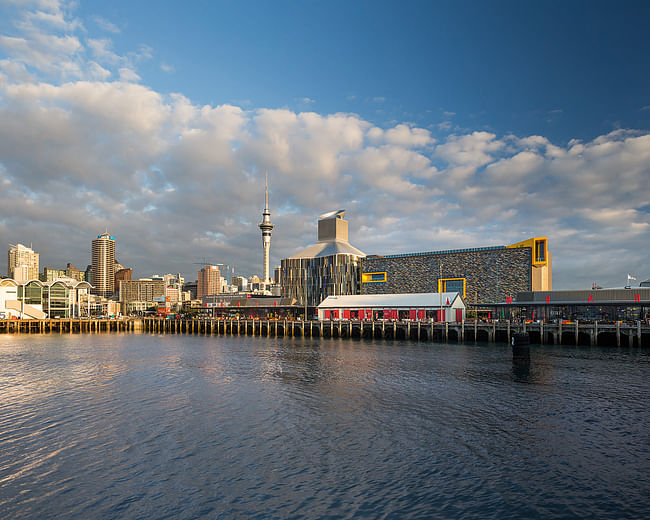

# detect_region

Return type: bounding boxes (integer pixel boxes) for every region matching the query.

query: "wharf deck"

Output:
[1,318,649,347]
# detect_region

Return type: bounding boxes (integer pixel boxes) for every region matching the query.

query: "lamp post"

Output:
[304,263,308,320]
[439,261,443,322]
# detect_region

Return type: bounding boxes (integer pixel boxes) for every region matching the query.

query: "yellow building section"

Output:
[438,278,466,299]
[507,237,552,291]
[507,237,548,266]
[362,272,387,283]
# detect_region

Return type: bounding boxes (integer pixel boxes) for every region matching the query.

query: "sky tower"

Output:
[258,171,274,284]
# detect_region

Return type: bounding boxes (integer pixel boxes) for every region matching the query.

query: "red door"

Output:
[409,309,416,320]
[384,309,390,319]
[456,309,463,322]
[343,309,350,320]
[437,309,446,322]
[358,309,365,320]
[417,309,425,320]
[324,310,331,320]
[332,310,339,319]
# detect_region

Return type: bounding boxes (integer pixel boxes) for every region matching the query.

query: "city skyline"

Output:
[1,1,649,288]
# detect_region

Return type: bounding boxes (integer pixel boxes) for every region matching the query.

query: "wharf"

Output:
[1,318,649,347]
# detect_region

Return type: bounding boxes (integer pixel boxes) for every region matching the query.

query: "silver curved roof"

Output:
[288,239,365,259]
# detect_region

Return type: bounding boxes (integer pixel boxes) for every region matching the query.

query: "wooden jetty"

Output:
[1,318,648,347]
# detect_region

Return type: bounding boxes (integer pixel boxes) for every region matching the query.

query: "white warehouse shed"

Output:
[317,292,465,322]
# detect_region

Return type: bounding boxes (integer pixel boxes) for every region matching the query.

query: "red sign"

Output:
[635,294,641,303]
[587,295,593,303]
[505,297,513,304]
[545,296,550,303]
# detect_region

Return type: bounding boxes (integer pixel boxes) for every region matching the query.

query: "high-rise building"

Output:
[40,267,66,282]
[66,263,85,282]
[91,233,116,297]
[258,172,274,284]
[232,276,248,292]
[8,243,39,282]
[197,265,221,299]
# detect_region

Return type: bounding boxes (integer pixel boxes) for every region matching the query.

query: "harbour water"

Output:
[0,334,648,519]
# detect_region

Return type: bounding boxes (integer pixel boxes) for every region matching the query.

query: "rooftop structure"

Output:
[287,209,365,259]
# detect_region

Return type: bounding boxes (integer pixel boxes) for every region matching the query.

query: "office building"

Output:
[119,279,166,303]
[66,263,85,282]
[91,233,116,298]
[8,243,39,282]
[40,267,66,282]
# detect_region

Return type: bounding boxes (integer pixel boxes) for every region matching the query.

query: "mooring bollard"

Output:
[512,332,530,364]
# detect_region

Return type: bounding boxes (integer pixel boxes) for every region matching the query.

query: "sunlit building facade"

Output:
[91,233,116,298]
[8,243,39,282]
[198,265,221,299]
[281,210,365,307]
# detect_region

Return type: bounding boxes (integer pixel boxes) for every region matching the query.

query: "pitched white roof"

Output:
[318,292,462,309]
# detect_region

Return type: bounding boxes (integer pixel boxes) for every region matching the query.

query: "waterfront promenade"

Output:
[1,317,648,347]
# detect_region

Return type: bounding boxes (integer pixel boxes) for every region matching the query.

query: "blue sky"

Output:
[75,0,650,143]
[0,0,649,289]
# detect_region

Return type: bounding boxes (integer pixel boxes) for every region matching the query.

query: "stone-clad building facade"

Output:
[362,240,550,306]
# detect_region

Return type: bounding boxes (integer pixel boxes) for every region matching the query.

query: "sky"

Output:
[0,0,649,288]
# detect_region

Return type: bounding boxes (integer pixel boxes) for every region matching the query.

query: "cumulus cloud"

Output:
[0,2,648,289]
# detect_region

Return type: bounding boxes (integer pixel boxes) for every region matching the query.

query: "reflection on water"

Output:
[0,334,648,519]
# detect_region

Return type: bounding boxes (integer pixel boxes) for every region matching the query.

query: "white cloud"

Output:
[92,15,120,34]
[0,2,648,289]
[118,67,140,82]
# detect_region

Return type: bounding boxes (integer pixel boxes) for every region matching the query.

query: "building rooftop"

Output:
[318,292,462,308]
[288,239,366,259]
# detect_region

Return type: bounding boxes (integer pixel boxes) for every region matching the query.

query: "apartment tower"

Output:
[8,243,39,282]
[91,233,116,297]
[197,265,221,299]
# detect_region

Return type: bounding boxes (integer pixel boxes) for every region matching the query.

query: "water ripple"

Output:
[0,334,648,519]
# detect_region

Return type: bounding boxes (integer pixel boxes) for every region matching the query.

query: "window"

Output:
[362,272,387,283]
[535,239,546,263]
[438,278,466,298]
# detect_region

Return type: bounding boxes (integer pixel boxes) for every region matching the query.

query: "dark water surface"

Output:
[0,334,648,519]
